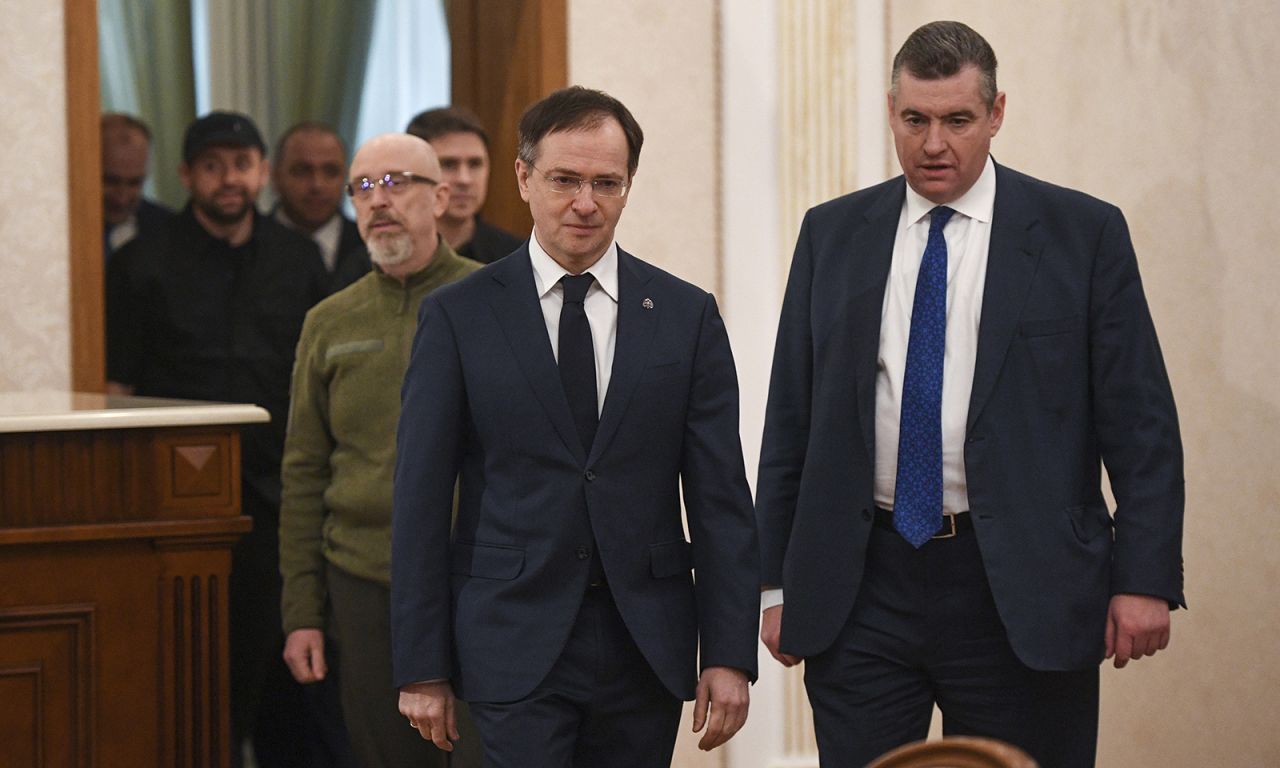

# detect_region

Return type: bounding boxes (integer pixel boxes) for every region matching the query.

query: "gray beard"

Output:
[367,233,413,267]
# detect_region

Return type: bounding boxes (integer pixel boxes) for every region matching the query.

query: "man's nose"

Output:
[923,123,946,154]
[570,183,598,214]
[366,184,393,207]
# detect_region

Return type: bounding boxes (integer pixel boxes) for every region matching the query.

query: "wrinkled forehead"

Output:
[281,130,346,165]
[351,136,439,181]
[103,140,149,173]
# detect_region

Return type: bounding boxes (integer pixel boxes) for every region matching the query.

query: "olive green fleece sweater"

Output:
[279,241,481,633]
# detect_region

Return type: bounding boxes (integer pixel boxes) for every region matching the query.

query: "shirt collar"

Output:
[528,230,619,302]
[904,154,997,226]
[274,208,344,244]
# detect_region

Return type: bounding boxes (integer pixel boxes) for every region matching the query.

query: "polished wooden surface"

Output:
[868,736,1039,768]
[449,0,568,239]
[0,420,250,767]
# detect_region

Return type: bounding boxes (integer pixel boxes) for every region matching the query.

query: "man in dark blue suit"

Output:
[392,86,760,767]
[756,21,1184,767]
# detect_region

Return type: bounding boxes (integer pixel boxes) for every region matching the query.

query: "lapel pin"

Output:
[642,298,654,310]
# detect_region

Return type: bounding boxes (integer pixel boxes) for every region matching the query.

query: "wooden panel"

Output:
[0,427,242,529]
[0,666,41,767]
[160,434,232,511]
[0,420,246,766]
[448,0,567,239]
[67,0,105,393]
[156,571,227,767]
[0,605,95,768]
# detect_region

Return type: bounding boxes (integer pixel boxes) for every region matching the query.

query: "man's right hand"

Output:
[399,680,459,751]
[761,605,801,667]
[282,628,327,683]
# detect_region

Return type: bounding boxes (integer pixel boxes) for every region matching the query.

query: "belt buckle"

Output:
[932,513,958,539]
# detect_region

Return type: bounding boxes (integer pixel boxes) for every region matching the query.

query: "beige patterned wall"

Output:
[0,2,71,392]
[568,0,721,297]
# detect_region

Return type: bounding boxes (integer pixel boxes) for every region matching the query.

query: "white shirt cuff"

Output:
[761,588,784,611]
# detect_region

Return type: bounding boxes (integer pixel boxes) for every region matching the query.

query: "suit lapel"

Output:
[487,249,586,463]
[853,179,907,461]
[966,164,1046,432]
[589,249,658,463]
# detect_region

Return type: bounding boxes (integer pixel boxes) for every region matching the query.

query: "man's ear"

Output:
[433,182,452,218]
[515,159,532,203]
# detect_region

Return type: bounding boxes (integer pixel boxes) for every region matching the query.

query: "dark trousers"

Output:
[229,487,355,768]
[327,563,483,768]
[468,586,683,768]
[804,519,1099,768]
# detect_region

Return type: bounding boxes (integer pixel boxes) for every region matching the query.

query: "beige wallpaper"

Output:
[568,0,721,297]
[888,1,1280,764]
[0,1,70,391]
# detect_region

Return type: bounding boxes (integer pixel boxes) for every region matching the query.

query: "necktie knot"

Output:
[561,273,594,305]
[929,206,955,233]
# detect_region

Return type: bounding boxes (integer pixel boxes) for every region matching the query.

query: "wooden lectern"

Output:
[0,392,267,767]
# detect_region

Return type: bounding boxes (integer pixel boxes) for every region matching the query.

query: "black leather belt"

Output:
[874,507,972,539]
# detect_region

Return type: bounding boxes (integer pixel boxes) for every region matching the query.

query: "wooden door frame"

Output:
[446,0,567,239]
[67,0,567,389]
[68,0,104,392]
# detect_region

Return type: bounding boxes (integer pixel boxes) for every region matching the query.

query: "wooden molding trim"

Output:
[67,0,105,392]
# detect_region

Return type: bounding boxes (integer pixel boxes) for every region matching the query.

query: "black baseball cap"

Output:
[182,111,267,163]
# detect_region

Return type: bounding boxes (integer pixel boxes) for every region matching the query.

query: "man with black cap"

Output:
[106,111,338,767]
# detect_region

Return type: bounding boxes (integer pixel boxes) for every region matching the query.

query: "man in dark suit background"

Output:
[406,106,523,264]
[756,21,1184,767]
[392,86,760,767]
[101,112,172,260]
[272,121,372,293]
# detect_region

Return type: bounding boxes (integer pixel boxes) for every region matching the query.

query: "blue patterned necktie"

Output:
[893,206,955,548]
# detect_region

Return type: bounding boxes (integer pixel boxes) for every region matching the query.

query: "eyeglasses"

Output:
[346,171,438,199]
[528,163,628,198]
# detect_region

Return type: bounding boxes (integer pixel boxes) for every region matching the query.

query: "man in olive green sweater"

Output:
[280,133,486,768]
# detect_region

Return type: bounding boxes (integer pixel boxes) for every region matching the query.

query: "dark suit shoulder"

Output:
[256,213,325,261]
[805,176,906,223]
[994,164,1122,222]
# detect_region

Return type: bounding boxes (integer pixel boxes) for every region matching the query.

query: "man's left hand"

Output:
[691,665,749,751]
[1105,593,1171,668]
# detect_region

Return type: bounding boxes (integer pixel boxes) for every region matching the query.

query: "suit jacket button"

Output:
[576,546,590,560]
[584,470,596,482]
[861,508,871,521]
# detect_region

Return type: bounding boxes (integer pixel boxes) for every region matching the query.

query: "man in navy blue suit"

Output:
[392,86,760,767]
[756,21,1184,767]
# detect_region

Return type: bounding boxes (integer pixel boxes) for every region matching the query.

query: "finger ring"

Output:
[410,721,418,728]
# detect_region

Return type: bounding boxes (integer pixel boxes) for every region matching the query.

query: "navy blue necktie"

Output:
[894,206,954,548]
[558,273,598,454]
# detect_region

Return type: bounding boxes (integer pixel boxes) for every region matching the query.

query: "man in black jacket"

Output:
[106,111,338,768]
[406,106,523,264]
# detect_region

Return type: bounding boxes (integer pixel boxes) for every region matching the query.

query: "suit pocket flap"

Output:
[1067,503,1114,542]
[649,539,693,578]
[451,542,525,580]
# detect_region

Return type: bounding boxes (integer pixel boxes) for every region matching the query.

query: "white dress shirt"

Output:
[874,154,996,516]
[528,231,619,417]
[275,209,345,273]
[107,215,139,253]
[763,156,996,612]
